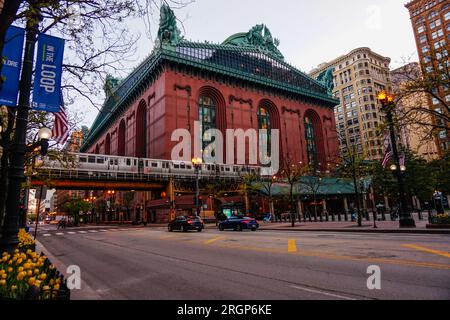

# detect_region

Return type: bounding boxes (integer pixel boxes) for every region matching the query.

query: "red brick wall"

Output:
[88,69,339,167]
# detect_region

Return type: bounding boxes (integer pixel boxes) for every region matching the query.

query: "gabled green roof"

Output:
[82,36,339,152]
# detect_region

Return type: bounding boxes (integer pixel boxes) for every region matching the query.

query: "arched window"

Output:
[118,119,126,156]
[257,106,272,157]
[304,116,318,167]
[105,134,111,155]
[135,101,147,158]
[198,95,217,155]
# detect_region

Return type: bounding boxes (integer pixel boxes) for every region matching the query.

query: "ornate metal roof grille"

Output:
[175,45,327,95]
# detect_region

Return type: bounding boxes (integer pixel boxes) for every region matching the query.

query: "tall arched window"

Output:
[105,133,111,155]
[198,95,217,155]
[304,116,318,167]
[118,119,126,156]
[258,106,272,157]
[135,101,147,158]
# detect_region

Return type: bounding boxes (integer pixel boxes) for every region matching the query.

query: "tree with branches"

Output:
[0,0,193,230]
[279,156,307,227]
[392,43,449,149]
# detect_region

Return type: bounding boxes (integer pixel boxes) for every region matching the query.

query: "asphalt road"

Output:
[36,226,450,300]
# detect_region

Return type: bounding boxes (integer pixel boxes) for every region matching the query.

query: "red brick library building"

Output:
[81,6,340,222]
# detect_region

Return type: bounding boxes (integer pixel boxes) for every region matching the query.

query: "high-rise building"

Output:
[405,0,450,155]
[56,129,88,212]
[310,47,392,160]
[391,62,439,160]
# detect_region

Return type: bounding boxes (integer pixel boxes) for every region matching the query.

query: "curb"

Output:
[258,227,450,234]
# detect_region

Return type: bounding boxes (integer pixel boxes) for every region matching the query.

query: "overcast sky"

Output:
[79,0,418,127]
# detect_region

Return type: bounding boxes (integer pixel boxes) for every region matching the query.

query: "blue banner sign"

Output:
[32,34,65,113]
[0,26,25,107]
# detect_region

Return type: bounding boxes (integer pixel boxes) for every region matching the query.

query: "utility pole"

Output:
[0,7,41,252]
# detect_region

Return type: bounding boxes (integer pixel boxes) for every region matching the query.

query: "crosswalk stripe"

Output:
[78,231,87,234]
[43,234,51,237]
[67,232,76,235]
[88,230,98,233]
[56,233,64,236]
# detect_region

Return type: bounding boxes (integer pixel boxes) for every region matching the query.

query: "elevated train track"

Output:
[31,153,261,190]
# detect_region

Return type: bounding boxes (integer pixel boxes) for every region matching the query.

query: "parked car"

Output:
[218,216,259,231]
[168,216,204,232]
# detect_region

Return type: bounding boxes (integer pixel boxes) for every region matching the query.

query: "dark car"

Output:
[218,216,259,231]
[168,216,204,232]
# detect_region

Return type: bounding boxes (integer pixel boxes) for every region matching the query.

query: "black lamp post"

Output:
[377,91,416,228]
[192,157,202,216]
[0,8,42,252]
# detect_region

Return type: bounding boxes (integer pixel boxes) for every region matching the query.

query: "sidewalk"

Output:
[257,219,450,234]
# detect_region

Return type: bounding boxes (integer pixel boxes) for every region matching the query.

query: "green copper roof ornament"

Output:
[316,68,334,95]
[222,24,284,60]
[104,74,121,97]
[157,4,183,48]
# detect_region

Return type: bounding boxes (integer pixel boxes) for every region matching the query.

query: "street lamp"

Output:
[378,91,415,228]
[192,157,202,216]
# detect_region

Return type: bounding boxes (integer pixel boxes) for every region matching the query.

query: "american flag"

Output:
[52,92,69,145]
[382,139,393,168]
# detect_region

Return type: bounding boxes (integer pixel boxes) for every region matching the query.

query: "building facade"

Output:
[405,0,450,155]
[55,129,88,212]
[80,6,340,223]
[310,48,392,160]
[391,62,439,160]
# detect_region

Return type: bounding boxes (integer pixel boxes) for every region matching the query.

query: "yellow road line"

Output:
[402,244,450,259]
[204,236,225,245]
[210,243,450,270]
[159,235,176,240]
[288,239,297,253]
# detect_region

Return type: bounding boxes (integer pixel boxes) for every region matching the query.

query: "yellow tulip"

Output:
[53,283,60,290]
[27,270,33,277]
[11,285,17,291]
[34,269,40,275]
[0,279,6,286]
[18,267,24,272]
[1,274,6,279]
[39,274,47,281]
[28,277,36,285]
[7,267,13,273]
[34,280,41,287]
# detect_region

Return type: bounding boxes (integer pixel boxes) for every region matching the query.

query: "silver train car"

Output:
[36,153,261,178]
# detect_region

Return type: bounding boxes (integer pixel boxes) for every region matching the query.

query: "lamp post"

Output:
[378,91,416,228]
[192,157,202,217]
[0,8,42,252]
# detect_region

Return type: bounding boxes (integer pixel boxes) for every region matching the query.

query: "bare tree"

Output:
[280,156,307,227]
[0,0,194,228]
[392,44,450,142]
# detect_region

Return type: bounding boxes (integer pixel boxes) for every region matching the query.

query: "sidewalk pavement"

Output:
[257,219,450,234]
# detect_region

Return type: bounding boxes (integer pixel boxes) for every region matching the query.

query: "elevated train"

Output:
[36,153,261,179]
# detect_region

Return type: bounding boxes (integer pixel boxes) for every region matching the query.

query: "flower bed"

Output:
[433,214,450,225]
[0,229,70,300]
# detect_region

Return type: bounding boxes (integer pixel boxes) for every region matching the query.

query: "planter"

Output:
[426,224,450,229]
